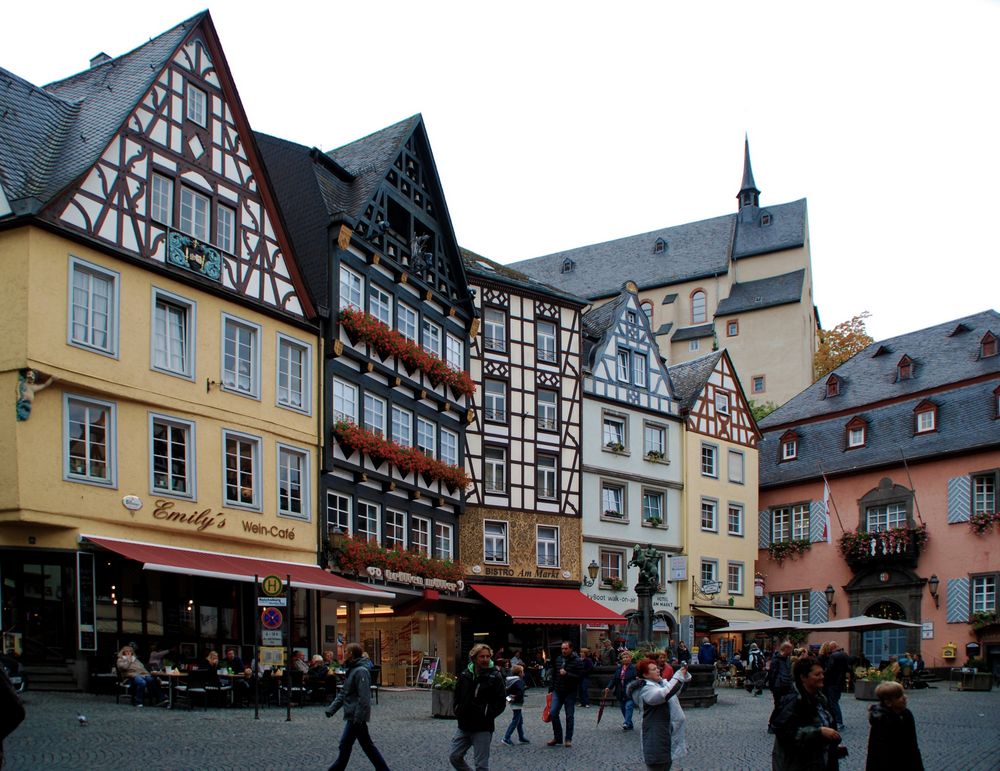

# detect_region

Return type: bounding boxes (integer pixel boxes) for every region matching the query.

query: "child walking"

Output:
[501,664,530,746]
[865,681,924,770]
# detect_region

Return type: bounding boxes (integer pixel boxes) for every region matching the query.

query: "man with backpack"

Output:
[450,643,507,770]
[746,643,766,696]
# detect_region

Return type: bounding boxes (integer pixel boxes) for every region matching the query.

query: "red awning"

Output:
[471,584,626,625]
[83,535,394,600]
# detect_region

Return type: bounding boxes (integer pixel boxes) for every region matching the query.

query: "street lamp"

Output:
[928,574,940,608]
[824,584,837,617]
[582,560,600,587]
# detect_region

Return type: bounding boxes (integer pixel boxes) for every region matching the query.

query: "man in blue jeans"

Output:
[547,641,583,748]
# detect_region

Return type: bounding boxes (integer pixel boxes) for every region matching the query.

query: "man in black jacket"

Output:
[547,640,583,748]
[824,642,850,730]
[767,641,794,733]
[450,643,507,771]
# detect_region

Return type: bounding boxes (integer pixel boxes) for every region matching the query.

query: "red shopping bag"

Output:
[541,691,553,723]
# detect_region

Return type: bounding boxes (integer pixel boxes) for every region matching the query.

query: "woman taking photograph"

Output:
[626,658,691,771]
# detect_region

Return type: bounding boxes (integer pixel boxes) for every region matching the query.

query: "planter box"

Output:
[854,680,879,700]
[959,673,993,691]
[431,687,456,718]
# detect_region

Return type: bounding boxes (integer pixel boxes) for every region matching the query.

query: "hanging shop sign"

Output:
[366,566,464,593]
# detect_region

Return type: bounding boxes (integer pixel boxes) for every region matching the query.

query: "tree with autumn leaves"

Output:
[813,312,874,380]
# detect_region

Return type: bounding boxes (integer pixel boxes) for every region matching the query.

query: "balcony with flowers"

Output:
[838,524,928,572]
[324,532,464,584]
[339,308,475,399]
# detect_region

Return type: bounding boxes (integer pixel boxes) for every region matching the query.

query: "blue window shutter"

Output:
[810,590,829,624]
[946,577,970,623]
[809,501,827,543]
[947,477,971,523]
[756,595,770,615]
[759,511,770,549]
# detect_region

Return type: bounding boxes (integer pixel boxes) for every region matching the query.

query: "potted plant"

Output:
[644,517,662,528]
[645,450,664,461]
[605,441,625,452]
[608,578,626,592]
[431,671,458,717]
[852,665,896,700]
[604,509,624,519]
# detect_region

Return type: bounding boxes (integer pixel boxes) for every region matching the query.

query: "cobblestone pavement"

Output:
[5,684,1000,770]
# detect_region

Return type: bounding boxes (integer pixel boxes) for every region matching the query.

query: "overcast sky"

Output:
[7,1,998,341]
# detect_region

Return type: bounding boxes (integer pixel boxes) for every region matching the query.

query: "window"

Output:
[327,492,351,536]
[433,523,453,560]
[701,559,718,585]
[643,490,664,523]
[972,575,997,613]
[761,213,772,226]
[772,504,809,543]
[728,450,744,484]
[215,203,235,253]
[715,391,730,415]
[600,548,624,583]
[627,311,637,325]
[536,454,558,499]
[781,435,798,461]
[397,303,417,341]
[65,395,116,486]
[484,447,506,493]
[603,414,627,450]
[412,516,431,555]
[484,379,507,422]
[421,319,441,357]
[186,84,207,125]
[369,284,392,326]
[276,335,310,413]
[536,321,557,363]
[179,187,210,241]
[897,356,914,381]
[728,503,744,536]
[357,501,380,543]
[152,290,193,378]
[537,389,558,431]
[973,473,997,515]
[644,423,666,459]
[150,174,173,224]
[333,378,357,422]
[752,375,766,394]
[391,406,412,447]
[602,483,625,519]
[417,416,436,457]
[633,351,647,388]
[689,339,701,352]
[701,498,718,531]
[561,258,575,273]
[866,503,907,532]
[847,419,867,448]
[728,562,744,595]
[640,301,653,322]
[826,376,841,398]
[701,443,718,477]
[277,445,308,519]
[691,290,707,324]
[616,349,631,383]
[385,509,406,549]
[483,309,506,352]
[440,428,458,467]
[537,526,559,567]
[915,403,937,434]
[150,415,194,497]
[69,258,118,356]
[446,333,463,371]
[484,521,508,563]
[771,592,809,623]
[223,430,260,509]
[982,333,998,359]
[726,320,739,337]
[339,266,363,311]
[364,394,386,437]
[222,315,260,397]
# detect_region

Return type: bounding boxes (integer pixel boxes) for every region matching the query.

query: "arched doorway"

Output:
[862,600,907,666]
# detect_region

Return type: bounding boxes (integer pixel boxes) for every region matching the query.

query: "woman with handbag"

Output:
[604,650,637,731]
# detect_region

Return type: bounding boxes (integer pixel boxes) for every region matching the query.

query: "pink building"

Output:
[756,310,1000,671]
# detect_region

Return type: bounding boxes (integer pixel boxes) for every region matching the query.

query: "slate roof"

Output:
[668,350,723,412]
[671,323,715,342]
[460,249,586,306]
[716,269,805,316]
[509,199,806,300]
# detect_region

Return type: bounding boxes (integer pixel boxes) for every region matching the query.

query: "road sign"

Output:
[261,630,283,645]
[257,596,287,606]
[261,607,283,629]
[260,575,284,596]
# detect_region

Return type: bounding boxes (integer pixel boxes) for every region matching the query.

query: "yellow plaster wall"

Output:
[0,229,29,371]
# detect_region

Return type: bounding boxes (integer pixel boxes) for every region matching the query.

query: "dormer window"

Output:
[914,401,937,434]
[760,212,772,226]
[654,238,667,254]
[825,375,841,398]
[845,417,868,449]
[981,332,998,358]
[561,258,575,274]
[896,355,914,381]
[779,431,799,461]
[873,345,891,357]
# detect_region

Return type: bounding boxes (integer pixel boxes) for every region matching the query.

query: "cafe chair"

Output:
[206,673,234,707]
[369,666,381,705]
[175,669,209,710]
[279,670,309,707]
[115,675,135,705]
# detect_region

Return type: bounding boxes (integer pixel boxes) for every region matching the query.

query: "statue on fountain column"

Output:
[629,543,661,589]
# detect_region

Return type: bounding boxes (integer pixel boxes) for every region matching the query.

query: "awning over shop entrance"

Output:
[692,605,775,624]
[471,584,627,625]
[83,535,394,600]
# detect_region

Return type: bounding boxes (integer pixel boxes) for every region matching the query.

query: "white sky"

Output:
[7,1,999,341]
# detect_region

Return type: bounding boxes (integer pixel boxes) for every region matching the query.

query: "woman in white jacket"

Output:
[626,658,691,771]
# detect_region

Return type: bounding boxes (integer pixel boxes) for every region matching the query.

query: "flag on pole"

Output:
[822,480,832,543]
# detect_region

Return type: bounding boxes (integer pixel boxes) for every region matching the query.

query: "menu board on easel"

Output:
[416,656,440,687]
[77,552,97,651]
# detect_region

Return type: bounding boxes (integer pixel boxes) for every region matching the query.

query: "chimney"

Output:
[90,52,111,69]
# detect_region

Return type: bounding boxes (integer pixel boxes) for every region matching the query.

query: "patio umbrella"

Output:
[713,619,812,633]
[808,615,922,632]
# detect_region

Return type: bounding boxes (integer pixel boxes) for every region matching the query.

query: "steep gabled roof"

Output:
[460,249,586,306]
[716,269,805,316]
[732,198,807,259]
[668,350,724,412]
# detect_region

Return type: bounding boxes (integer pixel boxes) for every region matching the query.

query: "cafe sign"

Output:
[367,566,464,593]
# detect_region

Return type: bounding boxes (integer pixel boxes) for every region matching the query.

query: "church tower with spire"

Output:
[737,135,761,222]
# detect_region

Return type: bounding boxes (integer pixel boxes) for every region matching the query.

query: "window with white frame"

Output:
[537,525,559,567]
[440,428,458,467]
[701,443,718,477]
[701,498,718,531]
[700,559,718,585]
[179,186,210,241]
[397,303,417,341]
[186,84,207,126]
[433,523,453,560]
[333,378,357,422]
[152,290,193,378]
[484,446,506,493]
[484,379,507,422]
[715,391,730,415]
[385,509,406,549]
[537,389,558,431]
[973,473,997,515]
[602,483,626,519]
[277,445,308,519]
[483,308,506,352]
[633,352,647,388]
[484,521,507,563]
[972,575,997,613]
[277,334,309,412]
[847,421,867,448]
[771,592,809,622]
[391,406,412,447]
[616,349,631,383]
[364,394,386,437]
[369,284,392,326]
[150,415,194,497]
[357,501,380,543]
[223,430,260,509]
[222,315,260,397]
[600,548,624,583]
[536,321,557,363]
[643,490,664,523]
[603,414,627,449]
[150,174,173,224]
[446,333,463,371]
[865,503,907,532]
[339,265,363,311]
[215,203,235,253]
[781,436,798,460]
[752,375,766,394]
[536,454,558,499]
[728,562,744,595]
[728,503,744,536]
[691,290,707,323]
[915,408,936,433]
[421,318,442,357]
[326,492,351,536]
[417,416,436,457]
[771,504,809,543]
[689,339,701,352]
[412,516,431,555]
[65,395,116,486]
[644,423,666,459]
[69,258,118,356]
[728,449,745,484]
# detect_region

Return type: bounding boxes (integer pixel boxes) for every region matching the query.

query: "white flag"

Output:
[822,480,832,543]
